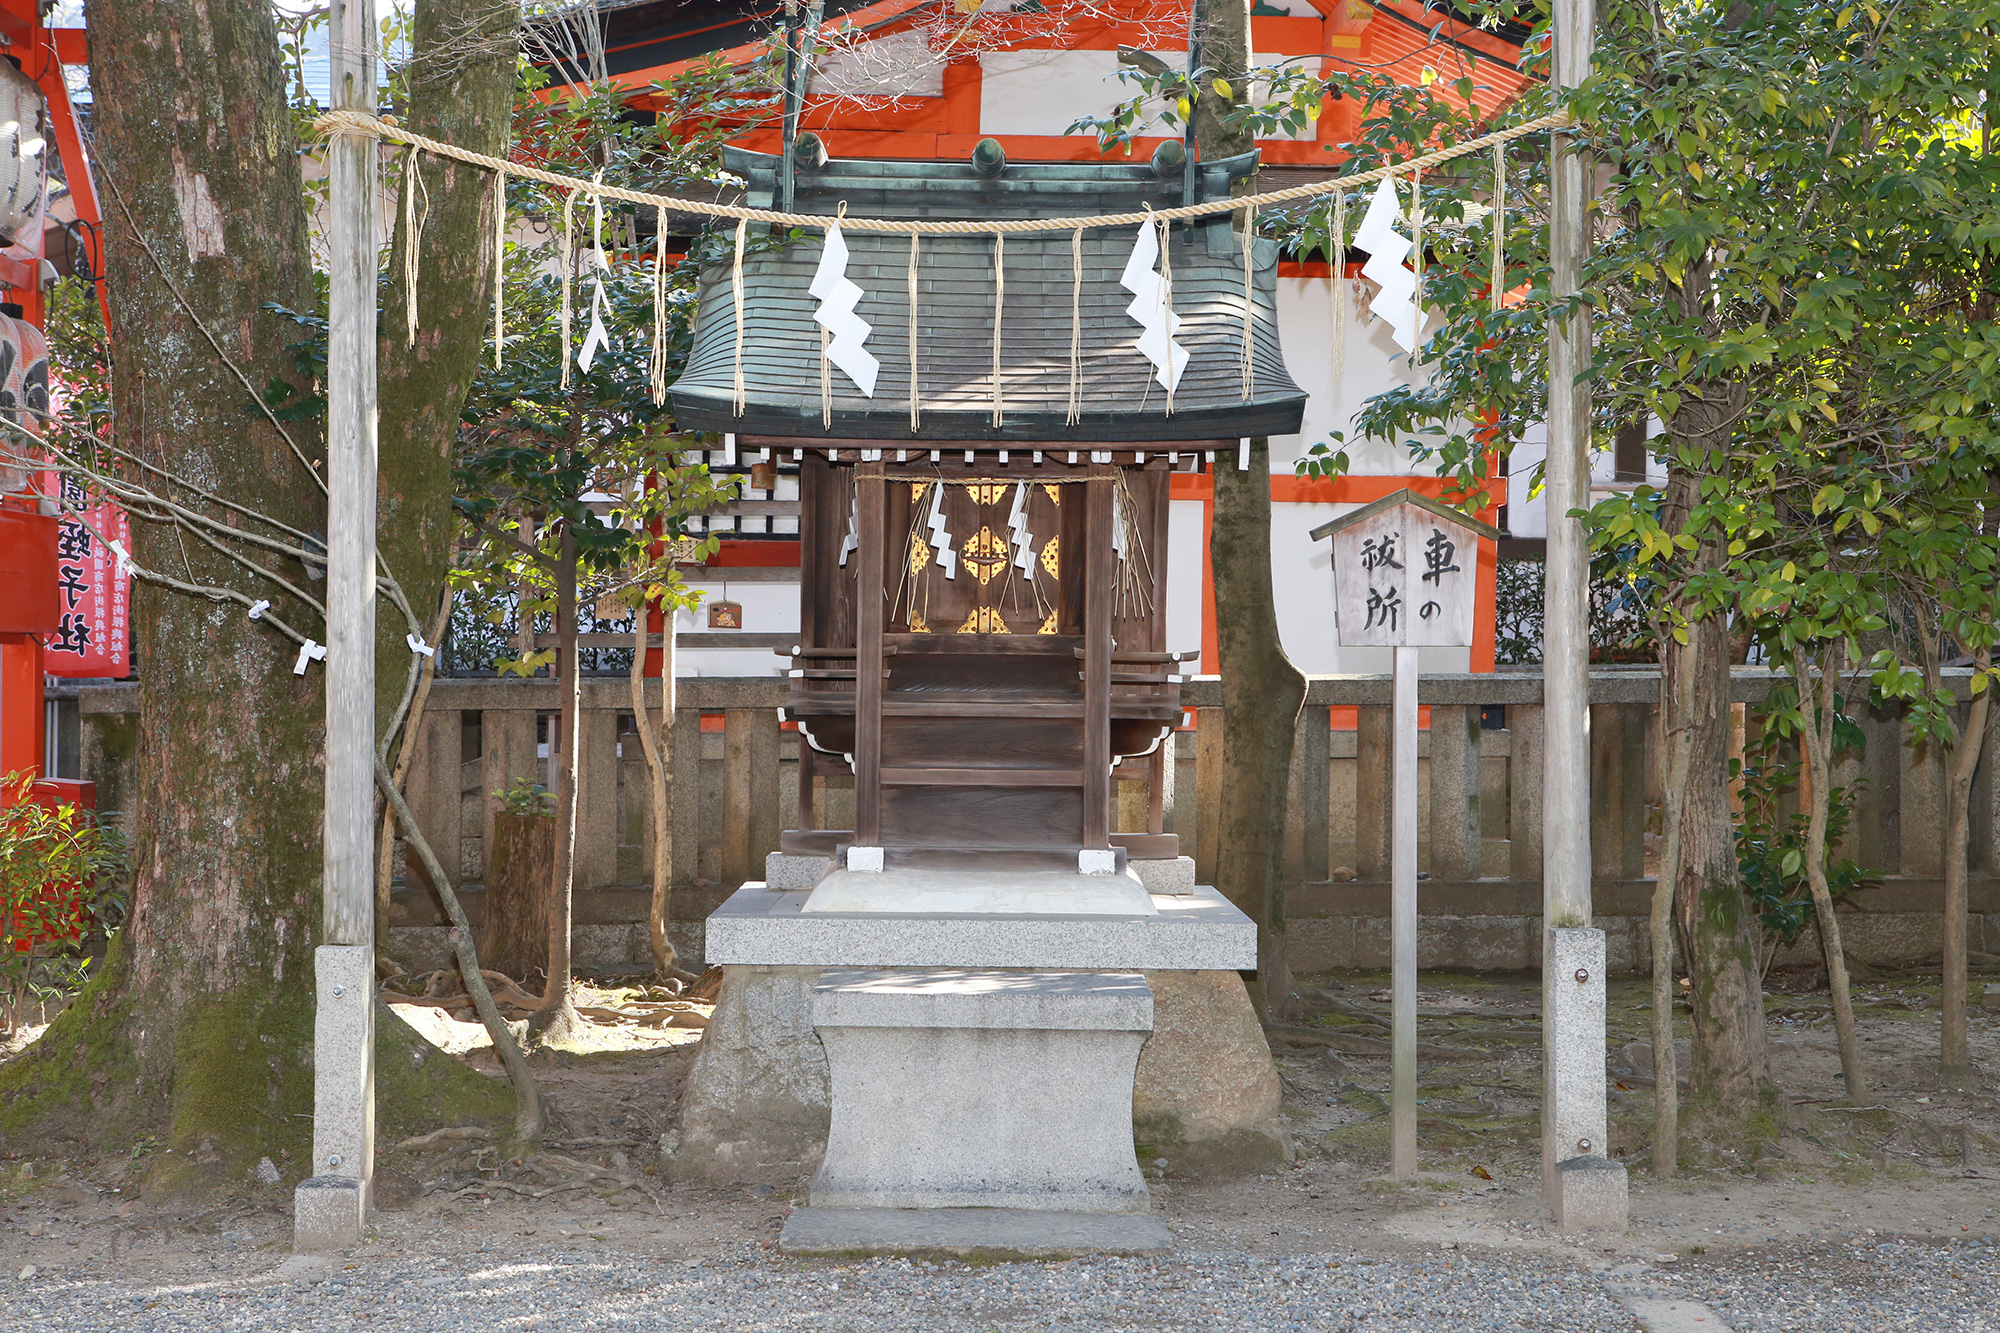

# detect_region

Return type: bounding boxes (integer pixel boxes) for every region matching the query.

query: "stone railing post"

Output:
[1354,705,1392,880]
[1589,703,1647,882]
[672,706,703,887]
[1194,705,1225,885]
[1508,701,1545,883]
[578,702,620,890]
[406,707,462,894]
[1428,704,1484,882]
[1288,705,1331,884]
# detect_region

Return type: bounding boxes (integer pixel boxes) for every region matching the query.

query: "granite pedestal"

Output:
[674,862,1275,1252]
[806,968,1155,1212]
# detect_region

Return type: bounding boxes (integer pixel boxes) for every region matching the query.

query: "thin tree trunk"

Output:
[1793,646,1867,1101]
[533,527,583,1036]
[1667,543,1772,1110]
[629,603,677,975]
[1941,648,1991,1087]
[1651,638,1696,1176]
[376,587,454,947]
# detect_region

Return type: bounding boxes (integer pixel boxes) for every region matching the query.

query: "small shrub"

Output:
[0,772,125,1035]
[494,776,555,818]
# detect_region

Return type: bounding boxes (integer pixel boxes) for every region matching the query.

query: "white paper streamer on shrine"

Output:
[1110,483,1129,565]
[1008,482,1036,578]
[1119,223,1188,391]
[810,223,880,396]
[1354,176,1420,354]
[838,488,860,566]
[926,482,958,580]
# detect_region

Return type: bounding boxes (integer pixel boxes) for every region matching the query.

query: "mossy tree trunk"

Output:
[374,0,518,941]
[1194,0,1308,1019]
[1660,534,1772,1113]
[0,0,510,1190]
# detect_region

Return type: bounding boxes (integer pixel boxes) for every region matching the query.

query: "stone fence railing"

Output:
[77,668,2000,975]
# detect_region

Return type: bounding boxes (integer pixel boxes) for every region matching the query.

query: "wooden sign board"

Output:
[1310,491,1500,650]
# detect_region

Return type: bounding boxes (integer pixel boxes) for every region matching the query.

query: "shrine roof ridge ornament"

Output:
[1308,488,1503,544]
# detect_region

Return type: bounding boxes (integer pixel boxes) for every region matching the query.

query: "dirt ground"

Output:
[1,967,1996,1287]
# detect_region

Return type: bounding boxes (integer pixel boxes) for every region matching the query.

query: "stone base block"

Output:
[292,1176,364,1251]
[1551,1155,1629,1232]
[779,1206,1171,1258]
[811,969,1153,1213]
[766,852,833,891]
[1133,970,1290,1174]
[663,965,830,1185]
[1129,856,1196,896]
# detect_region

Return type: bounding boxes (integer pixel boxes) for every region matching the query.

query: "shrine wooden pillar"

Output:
[854,461,886,848]
[1082,465,1114,849]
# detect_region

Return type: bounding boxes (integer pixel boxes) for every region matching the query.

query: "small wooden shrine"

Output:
[670,142,1306,872]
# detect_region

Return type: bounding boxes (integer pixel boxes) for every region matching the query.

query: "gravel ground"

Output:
[3,1233,1995,1332]
[1665,1237,2000,1332]
[2,1245,1640,1332]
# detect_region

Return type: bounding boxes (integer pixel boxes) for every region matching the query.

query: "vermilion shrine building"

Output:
[567,0,1660,683]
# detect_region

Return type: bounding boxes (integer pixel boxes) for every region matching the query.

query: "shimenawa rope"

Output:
[314,107,1569,237]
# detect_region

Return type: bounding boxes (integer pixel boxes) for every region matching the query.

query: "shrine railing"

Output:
[74,667,2000,973]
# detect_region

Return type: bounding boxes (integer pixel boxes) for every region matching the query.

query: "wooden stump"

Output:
[484,811,554,982]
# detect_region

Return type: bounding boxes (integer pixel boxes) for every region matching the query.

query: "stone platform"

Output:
[668,865,1289,1191]
[704,880,1256,971]
[779,1206,1172,1258]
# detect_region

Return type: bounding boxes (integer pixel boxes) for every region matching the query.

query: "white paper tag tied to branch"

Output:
[810,224,880,397]
[406,633,436,658]
[577,185,613,372]
[1354,177,1420,353]
[293,640,327,676]
[1120,222,1189,391]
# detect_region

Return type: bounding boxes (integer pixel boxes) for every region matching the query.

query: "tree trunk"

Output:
[484,811,554,981]
[373,0,517,941]
[1793,647,1868,1101]
[0,0,508,1187]
[1941,651,1990,1088]
[533,528,583,1036]
[1651,641,1696,1176]
[1212,438,1307,1016]
[1665,548,1772,1110]
[629,601,676,975]
[1192,0,1307,1017]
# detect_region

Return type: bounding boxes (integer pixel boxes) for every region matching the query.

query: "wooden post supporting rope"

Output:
[298,0,379,1254]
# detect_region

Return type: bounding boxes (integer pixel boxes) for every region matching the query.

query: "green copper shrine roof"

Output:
[667,147,1309,443]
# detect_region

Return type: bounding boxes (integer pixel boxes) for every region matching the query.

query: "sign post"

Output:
[1313,491,1498,1180]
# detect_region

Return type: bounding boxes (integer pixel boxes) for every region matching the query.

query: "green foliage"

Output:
[0,774,125,1036]
[447,58,794,668]
[493,777,555,819]
[1731,697,1874,947]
